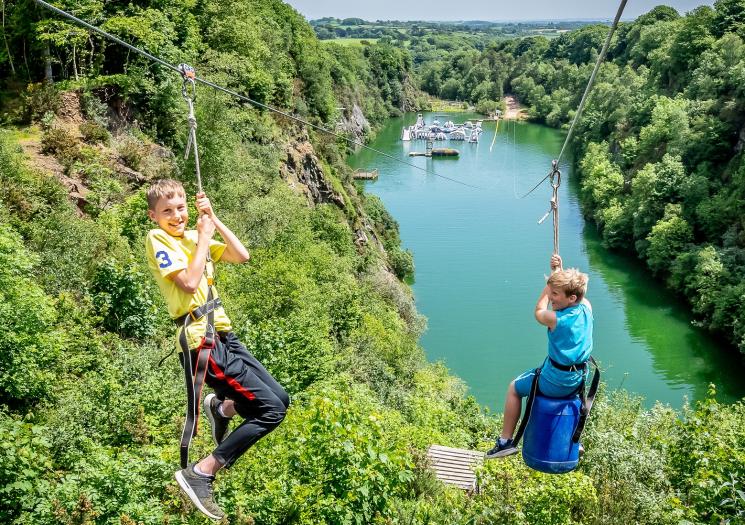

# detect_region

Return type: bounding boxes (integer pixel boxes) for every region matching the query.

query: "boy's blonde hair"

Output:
[147,179,185,210]
[547,268,589,301]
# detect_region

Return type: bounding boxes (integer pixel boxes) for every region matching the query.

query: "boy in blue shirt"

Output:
[486,254,593,458]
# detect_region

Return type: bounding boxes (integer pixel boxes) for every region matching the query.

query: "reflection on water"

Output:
[349,112,745,409]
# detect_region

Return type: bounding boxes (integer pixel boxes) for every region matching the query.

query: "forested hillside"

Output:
[413,1,745,354]
[2,1,745,524]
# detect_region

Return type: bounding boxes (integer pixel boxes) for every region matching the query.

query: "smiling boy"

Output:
[486,254,593,458]
[145,179,289,520]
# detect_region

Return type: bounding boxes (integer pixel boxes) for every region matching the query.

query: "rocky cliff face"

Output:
[335,103,370,145]
[281,132,345,208]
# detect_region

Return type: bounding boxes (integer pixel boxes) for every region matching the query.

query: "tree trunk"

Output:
[43,43,53,83]
[72,42,78,81]
[1,0,15,75]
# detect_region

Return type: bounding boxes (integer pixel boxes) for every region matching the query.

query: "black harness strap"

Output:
[512,357,601,448]
[572,356,600,443]
[512,366,541,448]
[178,287,219,469]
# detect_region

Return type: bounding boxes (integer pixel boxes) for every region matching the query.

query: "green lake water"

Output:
[349,112,745,410]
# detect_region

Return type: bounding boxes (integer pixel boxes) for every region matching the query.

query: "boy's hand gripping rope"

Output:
[537,160,561,256]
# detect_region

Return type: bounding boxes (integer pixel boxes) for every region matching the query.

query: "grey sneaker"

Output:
[175,464,225,520]
[204,393,231,446]
[485,438,519,459]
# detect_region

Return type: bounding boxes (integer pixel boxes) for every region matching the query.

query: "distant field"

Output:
[326,38,379,46]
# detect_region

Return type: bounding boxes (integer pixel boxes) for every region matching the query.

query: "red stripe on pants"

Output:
[208,356,257,401]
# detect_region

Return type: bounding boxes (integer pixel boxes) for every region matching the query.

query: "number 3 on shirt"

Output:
[155,250,173,269]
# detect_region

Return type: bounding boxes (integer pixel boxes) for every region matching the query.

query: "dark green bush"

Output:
[22,82,61,122]
[0,221,62,405]
[90,259,157,339]
[40,127,80,168]
[389,245,415,279]
[117,136,146,170]
[79,121,110,145]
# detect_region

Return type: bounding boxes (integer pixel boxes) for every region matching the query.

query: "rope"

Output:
[520,0,628,199]
[536,162,561,255]
[489,116,499,152]
[32,0,483,191]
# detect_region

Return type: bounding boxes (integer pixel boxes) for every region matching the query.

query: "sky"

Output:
[284,0,714,22]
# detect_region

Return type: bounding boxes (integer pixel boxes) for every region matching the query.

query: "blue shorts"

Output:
[513,368,580,398]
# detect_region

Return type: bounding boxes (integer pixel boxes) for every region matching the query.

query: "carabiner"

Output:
[177,63,197,102]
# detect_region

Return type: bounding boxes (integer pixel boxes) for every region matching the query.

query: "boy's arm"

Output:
[212,216,250,263]
[196,193,250,264]
[534,284,558,330]
[169,214,214,294]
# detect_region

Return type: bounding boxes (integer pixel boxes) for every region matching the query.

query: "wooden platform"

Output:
[426,445,484,492]
[353,168,378,180]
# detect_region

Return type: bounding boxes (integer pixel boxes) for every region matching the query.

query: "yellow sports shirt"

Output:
[146,228,232,349]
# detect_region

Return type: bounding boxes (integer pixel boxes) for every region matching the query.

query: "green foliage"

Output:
[475,458,597,524]
[116,136,146,171]
[41,127,80,169]
[0,220,62,406]
[646,204,694,275]
[90,259,157,339]
[0,413,54,523]
[22,82,61,123]
[79,121,110,145]
[389,246,415,279]
[670,392,745,523]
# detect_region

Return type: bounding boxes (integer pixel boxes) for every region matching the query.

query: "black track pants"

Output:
[196,331,289,468]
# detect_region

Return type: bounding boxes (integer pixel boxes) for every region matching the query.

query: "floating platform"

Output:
[353,168,379,180]
[409,148,460,157]
[427,445,484,492]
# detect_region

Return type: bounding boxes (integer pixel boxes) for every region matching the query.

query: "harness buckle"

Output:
[200,324,217,349]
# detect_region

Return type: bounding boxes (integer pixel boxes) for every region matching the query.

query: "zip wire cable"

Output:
[33,0,483,191]
[519,0,628,199]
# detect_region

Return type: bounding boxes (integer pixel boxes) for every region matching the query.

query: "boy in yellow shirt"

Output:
[146,179,289,520]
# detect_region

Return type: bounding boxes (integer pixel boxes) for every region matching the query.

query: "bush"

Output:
[669,393,745,524]
[117,136,146,170]
[90,259,157,339]
[40,127,80,168]
[0,221,62,405]
[22,82,61,123]
[0,413,54,523]
[79,121,110,145]
[389,245,415,279]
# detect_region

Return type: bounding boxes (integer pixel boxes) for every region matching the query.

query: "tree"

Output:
[646,203,693,275]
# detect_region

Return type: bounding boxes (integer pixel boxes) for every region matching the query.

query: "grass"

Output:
[325,38,379,47]
[427,98,473,113]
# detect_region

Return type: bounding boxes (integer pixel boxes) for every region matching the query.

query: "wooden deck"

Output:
[353,168,378,180]
[426,445,484,492]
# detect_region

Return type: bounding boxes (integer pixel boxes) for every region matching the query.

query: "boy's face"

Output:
[148,193,188,237]
[548,285,577,310]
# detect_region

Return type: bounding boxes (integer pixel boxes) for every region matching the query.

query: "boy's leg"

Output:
[501,381,522,439]
[202,332,289,471]
[486,370,534,459]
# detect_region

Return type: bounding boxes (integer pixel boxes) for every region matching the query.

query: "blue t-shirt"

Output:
[541,303,593,389]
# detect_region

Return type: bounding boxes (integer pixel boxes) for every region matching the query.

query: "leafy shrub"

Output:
[80,91,110,127]
[79,121,110,145]
[0,221,62,405]
[669,392,745,524]
[0,413,53,523]
[389,245,415,279]
[474,456,597,525]
[90,259,157,339]
[117,136,146,170]
[40,127,80,168]
[23,82,61,122]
